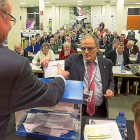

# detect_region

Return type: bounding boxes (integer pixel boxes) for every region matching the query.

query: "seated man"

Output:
[105,39,119,56]
[110,31,120,43]
[124,40,139,57]
[119,34,128,46]
[71,32,80,44]
[106,30,113,41]
[55,29,60,36]
[99,36,110,49]
[106,42,130,97]
[54,34,62,50]
[96,32,102,41]
[32,43,55,66]
[66,36,77,53]
[26,38,41,54]
[40,32,49,45]
[35,33,41,44]
[47,30,54,43]
[14,44,28,58]
[132,99,140,140]
[74,28,79,38]
[59,33,65,44]
[128,27,138,45]
[49,38,59,54]
[59,42,76,60]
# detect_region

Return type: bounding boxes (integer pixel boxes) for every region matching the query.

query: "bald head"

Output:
[31,38,36,46]
[14,44,22,53]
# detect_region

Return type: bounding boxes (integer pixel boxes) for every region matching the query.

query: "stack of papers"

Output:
[84,122,122,140]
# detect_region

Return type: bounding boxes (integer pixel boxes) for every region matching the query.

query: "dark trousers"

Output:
[82,101,107,118]
[114,77,129,93]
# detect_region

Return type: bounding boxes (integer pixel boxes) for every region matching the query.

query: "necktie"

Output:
[87,62,95,116]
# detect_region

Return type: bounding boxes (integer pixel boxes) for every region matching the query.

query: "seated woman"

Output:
[32,43,55,66]
[59,42,76,60]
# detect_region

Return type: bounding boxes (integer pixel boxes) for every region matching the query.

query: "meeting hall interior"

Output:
[3,0,140,140]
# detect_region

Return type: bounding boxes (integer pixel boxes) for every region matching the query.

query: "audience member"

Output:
[60,27,65,33]
[49,38,59,54]
[72,23,77,30]
[97,32,102,41]
[40,32,49,45]
[59,42,76,60]
[106,30,113,41]
[101,29,106,37]
[26,38,41,54]
[124,40,139,57]
[99,21,105,29]
[64,28,70,36]
[54,34,62,49]
[119,34,128,46]
[66,36,77,53]
[55,29,60,36]
[35,33,41,44]
[110,31,120,42]
[14,44,28,58]
[105,39,119,56]
[132,99,140,140]
[99,36,110,49]
[47,30,54,43]
[71,32,80,44]
[127,27,138,45]
[106,43,130,97]
[74,28,79,38]
[59,33,65,44]
[32,43,55,66]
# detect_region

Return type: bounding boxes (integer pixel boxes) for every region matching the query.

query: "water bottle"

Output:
[136,52,139,59]
[116,111,127,140]
[121,64,124,73]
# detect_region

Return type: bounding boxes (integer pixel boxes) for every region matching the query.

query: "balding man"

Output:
[106,30,113,41]
[26,38,41,54]
[71,32,80,44]
[124,40,139,57]
[59,33,65,44]
[110,31,120,43]
[0,0,69,139]
[14,44,28,58]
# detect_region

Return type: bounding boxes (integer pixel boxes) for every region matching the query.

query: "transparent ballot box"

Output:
[15,79,83,140]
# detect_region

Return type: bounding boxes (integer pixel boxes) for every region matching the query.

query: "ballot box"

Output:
[15,79,83,140]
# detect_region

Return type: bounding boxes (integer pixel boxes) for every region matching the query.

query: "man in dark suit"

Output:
[47,30,54,43]
[106,30,113,41]
[71,32,80,44]
[59,33,65,44]
[66,37,77,53]
[54,34,62,49]
[99,36,110,49]
[0,1,69,139]
[65,34,114,118]
[105,39,119,56]
[124,40,139,57]
[35,33,41,44]
[40,32,49,45]
[106,43,130,97]
[110,31,120,43]
[119,34,128,46]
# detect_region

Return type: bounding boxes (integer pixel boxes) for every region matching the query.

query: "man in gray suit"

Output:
[54,34,62,50]
[127,27,138,45]
[0,0,69,139]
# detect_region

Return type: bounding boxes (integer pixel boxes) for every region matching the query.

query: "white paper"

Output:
[44,60,64,78]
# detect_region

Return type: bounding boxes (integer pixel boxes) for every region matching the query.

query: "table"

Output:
[130,57,136,63]
[5,115,135,140]
[30,63,44,73]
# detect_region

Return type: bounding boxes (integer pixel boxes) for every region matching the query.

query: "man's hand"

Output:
[130,54,135,57]
[64,51,69,57]
[35,62,40,66]
[20,50,24,55]
[40,57,50,68]
[104,89,114,100]
[28,52,33,55]
[57,63,69,79]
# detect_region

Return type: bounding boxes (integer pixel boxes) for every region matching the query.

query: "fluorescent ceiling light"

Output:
[77,1,83,2]
[21,3,26,4]
[77,4,82,5]
[45,2,50,3]
[135,3,140,4]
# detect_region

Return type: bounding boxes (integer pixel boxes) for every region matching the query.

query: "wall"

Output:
[20,7,27,30]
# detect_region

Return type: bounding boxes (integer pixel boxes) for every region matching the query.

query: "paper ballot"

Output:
[44,60,65,78]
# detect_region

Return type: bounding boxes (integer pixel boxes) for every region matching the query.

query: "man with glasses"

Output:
[0,0,69,139]
[106,43,130,97]
[110,31,120,43]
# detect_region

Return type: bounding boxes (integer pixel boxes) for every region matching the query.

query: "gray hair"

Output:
[0,0,8,19]
[82,34,99,46]
[127,40,134,46]
[113,31,118,34]
[116,42,124,48]
[64,42,70,47]
[41,43,49,49]
[113,39,119,44]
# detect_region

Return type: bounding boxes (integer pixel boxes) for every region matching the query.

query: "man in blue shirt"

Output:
[26,38,41,54]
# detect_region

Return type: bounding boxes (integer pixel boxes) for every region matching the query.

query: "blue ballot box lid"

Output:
[38,78,83,104]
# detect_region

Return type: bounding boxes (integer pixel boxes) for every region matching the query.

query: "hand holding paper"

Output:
[40,57,50,68]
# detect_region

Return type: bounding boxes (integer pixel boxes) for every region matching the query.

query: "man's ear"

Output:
[97,45,100,52]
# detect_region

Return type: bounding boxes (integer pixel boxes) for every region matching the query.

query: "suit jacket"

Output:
[71,43,77,53]
[40,36,49,45]
[118,38,128,46]
[99,40,110,49]
[105,43,116,56]
[47,34,54,43]
[59,36,65,44]
[110,36,120,43]
[0,44,65,139]
[55,39,62,49]
[128,31,135,40]
[105,50,130,66]
[49,44,59,54]
[65,54,115,117]
[16,49,28,58]
[124,45,139,55]
[106,34,113,41]
[71,36,80,44]
[26,42,41,54]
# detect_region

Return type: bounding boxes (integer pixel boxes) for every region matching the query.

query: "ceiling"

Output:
[20,0,140,7]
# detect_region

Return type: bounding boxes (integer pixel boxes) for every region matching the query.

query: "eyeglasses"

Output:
[1,9,17,26]
[80,46,97,51]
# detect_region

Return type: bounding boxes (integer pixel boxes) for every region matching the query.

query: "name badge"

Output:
[83,89,93,103]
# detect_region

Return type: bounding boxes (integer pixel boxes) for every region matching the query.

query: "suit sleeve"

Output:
[136,52,140,64]
[127,53,130,64]
[26,46,30,52]
[24,50,28,58]
[9,59,65,114]
[65,54,75,71]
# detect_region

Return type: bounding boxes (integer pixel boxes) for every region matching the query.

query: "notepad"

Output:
[44,60,65,78]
